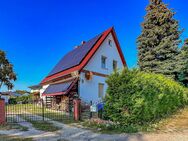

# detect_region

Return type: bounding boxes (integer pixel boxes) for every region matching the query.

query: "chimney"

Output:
[81,41,86,45]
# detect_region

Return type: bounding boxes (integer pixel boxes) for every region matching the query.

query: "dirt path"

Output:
[1,120,188,141]
[1,115,188,141]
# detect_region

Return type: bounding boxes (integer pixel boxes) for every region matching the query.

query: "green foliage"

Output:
[137,0,182,79]
[15,90,29,95]
[83,119,138,133]
[16,95,32,104]
[0,50,17,90]
[9,98,17,104]
[9,95,32,104]
[104,69,188,126]
[177,39,188,87]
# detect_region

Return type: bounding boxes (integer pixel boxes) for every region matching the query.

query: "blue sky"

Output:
[0,0,188,91]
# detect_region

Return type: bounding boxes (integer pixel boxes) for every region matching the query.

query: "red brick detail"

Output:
[73,99,81,121]
[0,99,6,124]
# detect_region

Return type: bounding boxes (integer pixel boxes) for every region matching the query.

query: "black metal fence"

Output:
[6,99,104,123]
[6,99,74,123]
[80,101,104,120]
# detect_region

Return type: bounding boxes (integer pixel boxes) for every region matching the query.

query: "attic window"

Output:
[108,39,112,46]
[101,56,107,69]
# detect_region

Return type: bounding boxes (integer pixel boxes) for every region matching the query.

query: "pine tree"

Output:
[178,39,188,86]
[137,0,182,78]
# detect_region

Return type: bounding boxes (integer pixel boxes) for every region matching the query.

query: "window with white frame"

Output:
[101,56,107,69]
[98,83,104,98]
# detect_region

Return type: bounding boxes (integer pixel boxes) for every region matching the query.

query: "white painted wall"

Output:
[79,73,107,104]
[84,33,124,74]
[40,85,49,101]
[1,95,9,103]
[30,89,40,93]
[80,33,124,103]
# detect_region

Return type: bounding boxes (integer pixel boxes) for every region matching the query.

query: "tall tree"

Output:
[177,39,188,86]
[137,0,182,78]
[0,50,17,90]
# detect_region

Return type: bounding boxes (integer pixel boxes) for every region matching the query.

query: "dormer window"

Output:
[108,39,112,47]
[101,56,107,69]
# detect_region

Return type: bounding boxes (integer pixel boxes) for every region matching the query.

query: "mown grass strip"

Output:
[0,134,33,141]
[21,115,61,132]
[0,123,28,131]
[28,121,60,132]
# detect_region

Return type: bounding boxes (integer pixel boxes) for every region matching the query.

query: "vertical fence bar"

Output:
[5,103,7,122]
[90,101,92,119]
[42,99,44,121]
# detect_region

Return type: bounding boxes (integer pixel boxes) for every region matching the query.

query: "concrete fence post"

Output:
[73,99,81,121]
[0,99,6,124]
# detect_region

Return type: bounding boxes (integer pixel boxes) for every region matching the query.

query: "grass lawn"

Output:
[20,115,61,132]
[0,123,28,131]
[26,120,60,132]
[0,134,33,141]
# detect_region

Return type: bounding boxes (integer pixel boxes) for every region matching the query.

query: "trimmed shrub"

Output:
[104,69,188,126]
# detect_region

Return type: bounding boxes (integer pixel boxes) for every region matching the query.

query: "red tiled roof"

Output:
[41,27,126,84]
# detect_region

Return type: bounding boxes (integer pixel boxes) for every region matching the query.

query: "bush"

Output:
[16,95,32,104]
[8,98,17,104]
[104,69,188,126]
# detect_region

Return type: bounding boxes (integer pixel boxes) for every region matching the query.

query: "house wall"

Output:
[80,33,124,103]
[40,85,49,101]
[30,89,40,93]
[1,96,9,103]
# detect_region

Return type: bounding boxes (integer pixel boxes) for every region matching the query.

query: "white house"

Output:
[28,85,42,101]
[32,27,126,109]
[0,93,10,103]
[0,91,22,103]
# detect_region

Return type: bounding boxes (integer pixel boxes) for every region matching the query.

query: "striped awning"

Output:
[42,79,77,96]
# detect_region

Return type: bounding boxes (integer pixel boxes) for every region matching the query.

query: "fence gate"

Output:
[80,101,104,120]
[6,99,74,123]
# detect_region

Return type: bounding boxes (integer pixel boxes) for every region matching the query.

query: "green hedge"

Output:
[104,69,188,126]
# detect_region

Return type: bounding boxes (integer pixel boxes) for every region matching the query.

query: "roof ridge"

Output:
[41,27,116,84]
[46,28,112,77]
